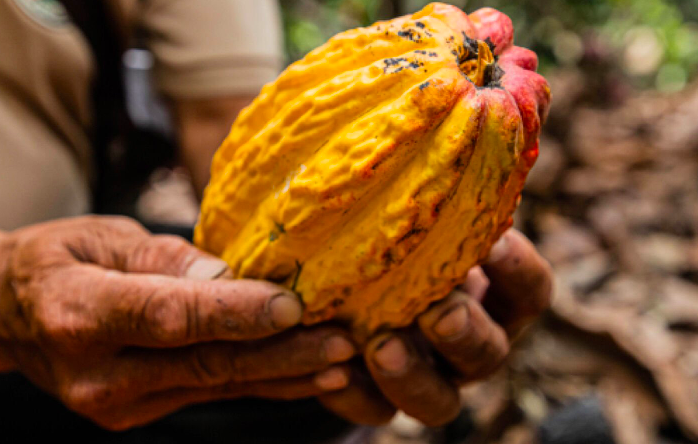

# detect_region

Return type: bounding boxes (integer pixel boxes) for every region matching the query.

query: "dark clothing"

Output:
[0,372,355,443]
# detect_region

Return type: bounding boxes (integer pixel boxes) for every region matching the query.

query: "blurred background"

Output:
[138,1,698,443]
[281,0,698,91]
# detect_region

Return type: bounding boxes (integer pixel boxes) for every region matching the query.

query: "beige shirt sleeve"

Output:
[0,0,93,230]
[139,0,284,99]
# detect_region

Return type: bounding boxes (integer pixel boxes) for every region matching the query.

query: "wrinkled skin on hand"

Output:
[0,218,550,430]
[0,217,357,430]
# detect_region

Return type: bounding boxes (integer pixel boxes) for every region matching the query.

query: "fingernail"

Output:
[433,304,469,339]
[373,336,409,374]
[268,293,303,330]
[186,257,230,280]
[315,367,349,391]
[486,235,509,264]
[324,336,356,363]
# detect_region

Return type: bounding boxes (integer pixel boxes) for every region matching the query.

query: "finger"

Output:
[459,266,489,302]
[122,234,232,280]
[96,368,350,431]
[52,265,303,346]
[28,216,231,280]
[481,229,553,337]
[51,216,232,279]
[364,333,461,427]
[417,292,509,382]
[116,326,356,393]
[319,362,397,426]
[11,215,149,270]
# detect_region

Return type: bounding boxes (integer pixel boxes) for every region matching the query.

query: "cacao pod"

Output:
[195,3,551,340]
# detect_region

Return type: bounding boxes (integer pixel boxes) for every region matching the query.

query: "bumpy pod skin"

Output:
[196,3,551,340]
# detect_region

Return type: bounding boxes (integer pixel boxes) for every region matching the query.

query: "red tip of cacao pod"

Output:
[469,7,514,55]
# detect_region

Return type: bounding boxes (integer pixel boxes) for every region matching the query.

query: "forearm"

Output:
[0,230,16,372]
[171,96,254,199]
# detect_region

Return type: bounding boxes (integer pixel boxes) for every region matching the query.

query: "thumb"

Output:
[112,233,305,341]
[77,267,304,345]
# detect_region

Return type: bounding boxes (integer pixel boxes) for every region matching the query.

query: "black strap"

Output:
[58,0,130,212]
[58,0,175,215]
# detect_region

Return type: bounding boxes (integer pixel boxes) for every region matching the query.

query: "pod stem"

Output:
[459,37,503,87]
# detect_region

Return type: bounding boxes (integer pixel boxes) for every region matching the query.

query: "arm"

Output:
[171,96,254,199]
[138,0,283,198]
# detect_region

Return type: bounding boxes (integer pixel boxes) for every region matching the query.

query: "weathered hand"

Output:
[0,216,356,430]
[319,229,553,426]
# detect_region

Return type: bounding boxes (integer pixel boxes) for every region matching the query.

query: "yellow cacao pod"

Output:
[195,3,551,340]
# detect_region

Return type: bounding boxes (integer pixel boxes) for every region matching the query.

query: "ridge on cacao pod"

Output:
[195,2,551,340]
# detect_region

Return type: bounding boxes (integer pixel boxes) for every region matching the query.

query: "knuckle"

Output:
[37,315,69,341]
[9,237,55,277]
[61,380,114,413]
[226,351,252,382]
[445,333,490,373]
[141,292,189,344]
[35,306,90,347]
[131,235,193,273]
[101,215,147,235]
[189,346,227,385]
[22,275,98,349]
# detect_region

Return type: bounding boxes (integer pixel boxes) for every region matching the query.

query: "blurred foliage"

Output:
[280,0,698,92]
